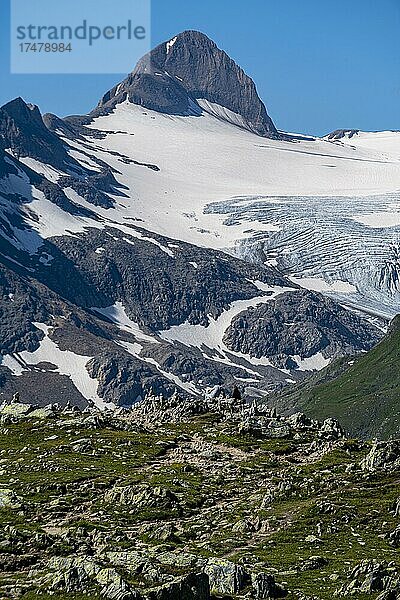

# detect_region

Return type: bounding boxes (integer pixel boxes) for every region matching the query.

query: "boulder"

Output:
[388,526,400,548]
[319,418,344,440]
[104,485,180,513]
[0,402,33,418]
[335,560,399,596]
[361,441,400,471]
[251,572,287,598]
[204,558,248,595]
[97,567,141,600]
[145,572,209,600]
[46,556,140,599]
[298,556,328,571]
[0,489,22,509]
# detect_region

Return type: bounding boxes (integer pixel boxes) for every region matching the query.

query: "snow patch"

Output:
[119,340,200,396]
[291,352,331,371]
[289,276,357,294]
[351,211,400,229]
[160,286,294,371]
[92,302,158,344]
[166,36,178,54]
[17,157,63,182]
[0,355,26,376]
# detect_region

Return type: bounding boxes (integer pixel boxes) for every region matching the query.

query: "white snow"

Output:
[291,352,331,371]
[76,101,400,253]
[28,189,103,240]
[1,355,26,376]
[351,211,400,229]
[328,130,400,159]
[160,286,295,377]
[157,283,332,376]
[289,276,357,294]
[197,99,263,134]
[92,302,158,344]
[119,340,200,395]
[1,99,399,319]
[166,36,178,54]
[17,157,64,182]
[160,286,292,349]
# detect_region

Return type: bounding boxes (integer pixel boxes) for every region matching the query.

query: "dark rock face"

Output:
[0,98,73,170]
[97,30,278,138]
[86,352,176,405]
[0,263,50,354]
[223,290,380,367]
[47,227,288,331]
[0,220,383,407]
[252,572,288,598]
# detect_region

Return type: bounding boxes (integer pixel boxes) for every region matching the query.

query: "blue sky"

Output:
[1,0,399,135]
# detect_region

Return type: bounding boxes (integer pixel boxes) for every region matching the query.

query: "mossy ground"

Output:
[0,412,399,599]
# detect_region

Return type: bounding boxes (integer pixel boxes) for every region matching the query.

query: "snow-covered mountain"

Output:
[96,30,278,138]
[0,30,398,408]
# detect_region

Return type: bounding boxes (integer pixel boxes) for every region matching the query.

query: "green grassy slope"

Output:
[273,315,400,439]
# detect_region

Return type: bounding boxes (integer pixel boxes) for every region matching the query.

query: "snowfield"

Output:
[74,102,400,252]
[1,100,399,342]
[72,103,398,317]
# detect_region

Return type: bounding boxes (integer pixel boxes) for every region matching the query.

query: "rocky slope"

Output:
[0,394,399,599]
[269,316,400,439]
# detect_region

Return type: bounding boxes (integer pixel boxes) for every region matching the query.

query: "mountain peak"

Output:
[0,96,71,168]
[97,31,279,138]
[1,97,42,124]
[166,29,215,44]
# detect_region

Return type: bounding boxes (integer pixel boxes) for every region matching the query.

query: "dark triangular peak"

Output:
[96,30,279,138]
[0,97,74,170]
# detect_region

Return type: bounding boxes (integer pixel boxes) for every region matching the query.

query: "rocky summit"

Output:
[0,392,399,599]
[96,30,278,138]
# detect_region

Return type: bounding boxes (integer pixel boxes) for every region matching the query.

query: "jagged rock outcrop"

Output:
[361,440,400,471]
[336,560,400,597]
[204,558,248,595]
[325,129,360,140]
[145,573,209,600]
